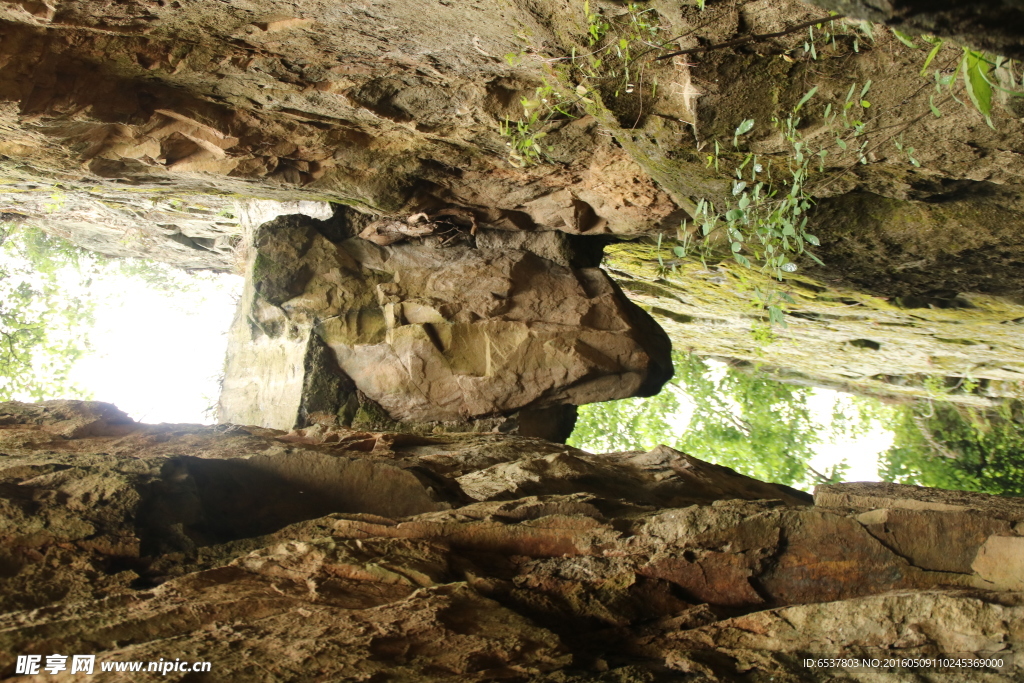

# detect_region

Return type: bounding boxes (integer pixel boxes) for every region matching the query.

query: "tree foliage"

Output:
[0,223,97,401]
[569,352,880,489]
[1,221,226,402]
[878,401,1024,496]
[570,350,1024,496]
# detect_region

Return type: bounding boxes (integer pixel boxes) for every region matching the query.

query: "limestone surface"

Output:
[1,400,1021,681]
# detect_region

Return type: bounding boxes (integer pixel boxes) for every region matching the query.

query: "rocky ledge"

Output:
[1,400,1021,681]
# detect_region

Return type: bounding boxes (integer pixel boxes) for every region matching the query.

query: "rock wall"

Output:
[0,0,679,262]
[1,400,1021,681]
[2,0,1020,260]
[609,241,1024,406]
[218,213,673,437]
[6,0,1024,404]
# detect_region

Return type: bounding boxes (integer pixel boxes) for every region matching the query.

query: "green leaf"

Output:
[805,233,820,246]
[673,246,687,257]
[858,21,874,42]
[795,86,818,112]
[735,118,755,136]
[726,208,745,221]
[860,79,872,98]
[929,94,943,117]
[962,49,994,126]
[734,253,751,268]
[891,29,918,48]
[731,241,742,252]
[860,99,870,108]
[979,65,1024,96]
[920,39,943,76]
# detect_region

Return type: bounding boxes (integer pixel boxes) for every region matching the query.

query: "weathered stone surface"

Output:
[219,214,673,432]
[643,591,1023,679]
[2,400,1021,681]
[819,483,1024,586]
[0,0,681,253]
[0,193,332,271]
[2,573,571,681]
[609,242,1024,407]
[455,444,811,508]
[5,0,1024,410]
[817,481,1024,521]
[856,507,1014,575]
[973,535,1024,592]
[0,399,136,437]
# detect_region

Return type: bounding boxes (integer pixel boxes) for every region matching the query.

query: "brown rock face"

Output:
[1,400,1022,681]
[0,0,681,267]
[7,0,1024,410]
[218,214,673,434]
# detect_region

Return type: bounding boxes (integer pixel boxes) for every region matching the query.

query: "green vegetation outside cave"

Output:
[571,352,1024,497]
[0,221,229,403]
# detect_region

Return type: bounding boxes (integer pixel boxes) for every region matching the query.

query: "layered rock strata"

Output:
[0,0,680,251]
[1,400,1021,681]
[218,214,673,437]
[608,241,1024,407]
[6,0,1024,406]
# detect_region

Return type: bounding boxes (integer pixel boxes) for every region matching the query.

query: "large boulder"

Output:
[218,214,673,436]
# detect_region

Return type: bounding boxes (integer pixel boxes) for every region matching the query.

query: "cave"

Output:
[1,0,1023,680]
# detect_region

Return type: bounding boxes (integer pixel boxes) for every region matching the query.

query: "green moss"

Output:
[604,240,1024,406]
[251,252,282,283]
[351,398,400,432]
[335,393,359,427]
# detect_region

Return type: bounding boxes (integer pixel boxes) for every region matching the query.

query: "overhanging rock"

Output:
[218,214,673,438]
